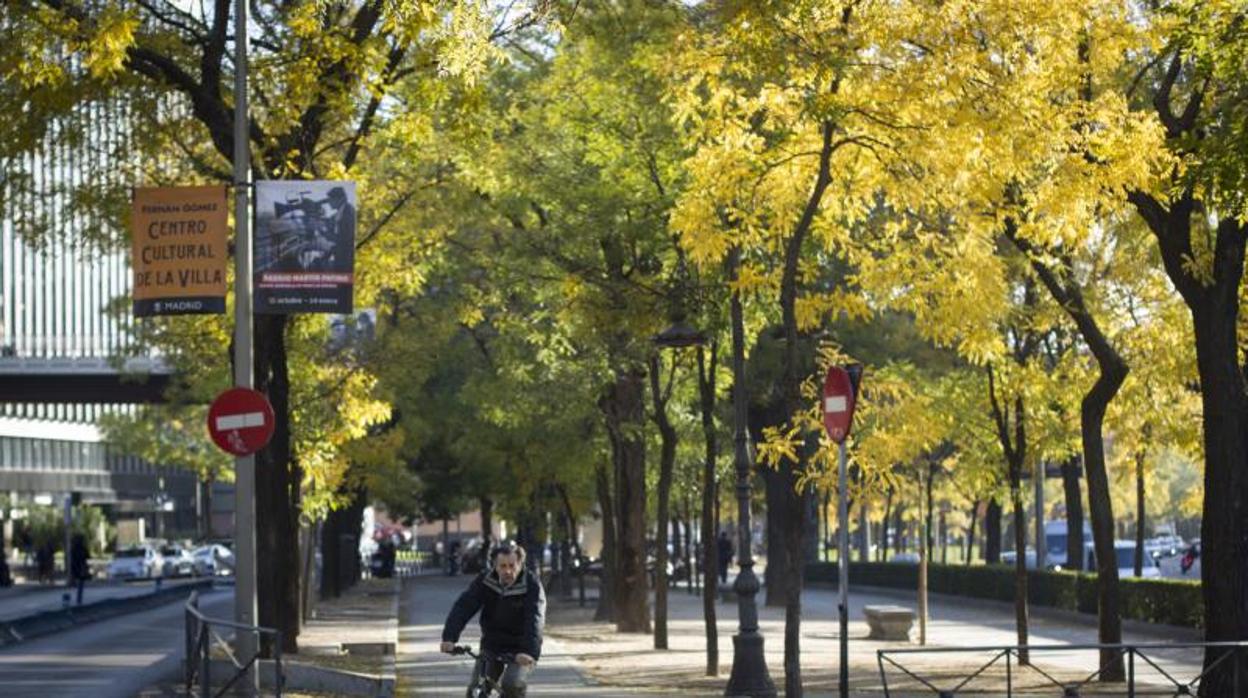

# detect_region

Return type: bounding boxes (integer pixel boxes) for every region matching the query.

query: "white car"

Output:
[192,544,234,576]
[160,545,195,577]
[107,546,164,580]
[1085,541,1162,579]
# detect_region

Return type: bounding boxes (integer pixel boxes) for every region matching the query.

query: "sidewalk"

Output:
[542,579,1206,697]
[295,575,400,684]
[398,573,670,696]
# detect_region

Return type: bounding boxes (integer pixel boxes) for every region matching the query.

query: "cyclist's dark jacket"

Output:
[442,566,546,660]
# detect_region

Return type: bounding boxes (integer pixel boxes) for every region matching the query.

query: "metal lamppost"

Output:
[723,248,776,697]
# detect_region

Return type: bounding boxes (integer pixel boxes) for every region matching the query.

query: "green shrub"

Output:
[805,561,1202,629]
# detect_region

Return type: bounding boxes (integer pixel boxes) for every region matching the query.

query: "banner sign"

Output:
[131,186,228,316]
[254,180,356,314]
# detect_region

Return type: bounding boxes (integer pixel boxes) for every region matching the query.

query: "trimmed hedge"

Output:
[806,561,1203,629]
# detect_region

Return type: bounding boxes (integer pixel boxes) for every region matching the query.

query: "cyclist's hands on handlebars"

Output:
[516,653,535,668]
[440,642,455,654]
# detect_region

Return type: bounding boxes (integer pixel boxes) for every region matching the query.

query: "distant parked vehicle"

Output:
[160,545,195,577]
[192,544,234,576]
[1085,541,1162,579]
[1145,535,1185,559]
[1044,520,1093,568]
[107,545,163,580]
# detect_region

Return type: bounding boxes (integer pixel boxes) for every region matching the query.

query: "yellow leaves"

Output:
[795,288,871,331]
[757,423,803,470]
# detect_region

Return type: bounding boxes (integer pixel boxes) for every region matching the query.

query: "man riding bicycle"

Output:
[441,540,546,697]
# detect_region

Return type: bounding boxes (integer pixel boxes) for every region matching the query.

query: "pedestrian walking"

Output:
[717,530,734,584]
[70,533,90,605]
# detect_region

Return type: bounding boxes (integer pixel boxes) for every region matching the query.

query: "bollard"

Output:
[61,592,71,609]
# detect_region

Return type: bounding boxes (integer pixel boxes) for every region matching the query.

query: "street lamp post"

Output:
[724,248,776,697]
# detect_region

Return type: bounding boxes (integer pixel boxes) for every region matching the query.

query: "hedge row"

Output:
[805,561,1203,629]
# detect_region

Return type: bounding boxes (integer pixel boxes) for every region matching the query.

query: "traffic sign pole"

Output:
[838,440,849,698]
[823,363,862,698]
[233,0,259,692]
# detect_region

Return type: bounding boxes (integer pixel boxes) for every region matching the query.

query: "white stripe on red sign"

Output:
[216,412,266,430]
[824,396,848,413]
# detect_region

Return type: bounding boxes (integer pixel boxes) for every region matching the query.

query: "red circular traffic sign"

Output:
[207,387,275,456]
[822,365,861,444]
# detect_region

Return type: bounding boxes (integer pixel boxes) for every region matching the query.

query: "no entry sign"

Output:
[207,388,275,456]
[822,364,863,444]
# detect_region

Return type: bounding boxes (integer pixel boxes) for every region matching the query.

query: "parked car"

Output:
[192,544,234,576]
[1085,541,1162,579]
[160,545,195,577]
[1145,535,1185,559]
[107,545,163,580]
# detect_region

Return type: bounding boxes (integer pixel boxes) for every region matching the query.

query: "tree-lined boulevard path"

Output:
[399,571,1203,697]
[397,572,666,696]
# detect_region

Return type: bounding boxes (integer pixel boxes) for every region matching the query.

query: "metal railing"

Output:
[878,641,1248,696]
[184,591,284,697]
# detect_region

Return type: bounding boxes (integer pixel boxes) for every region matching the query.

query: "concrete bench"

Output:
[864,604,915,641]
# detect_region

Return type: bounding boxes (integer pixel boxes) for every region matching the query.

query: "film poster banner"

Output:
[254,180,356,314]
[131,186,228,317]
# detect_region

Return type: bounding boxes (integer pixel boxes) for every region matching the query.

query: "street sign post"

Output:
[823,363,863,698]
[231,2,259,690]
[207,388,275,457]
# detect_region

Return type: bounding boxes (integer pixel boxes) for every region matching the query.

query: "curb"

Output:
[0,579,214,647]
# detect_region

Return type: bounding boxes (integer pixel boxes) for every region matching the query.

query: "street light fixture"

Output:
[652,320,707,350]
[723,247,777,697]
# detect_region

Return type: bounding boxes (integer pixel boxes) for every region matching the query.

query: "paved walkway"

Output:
[544,578,1205,697]
[0,578,205,623]
[398,573,669,695]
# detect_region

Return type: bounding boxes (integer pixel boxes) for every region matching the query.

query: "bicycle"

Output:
[451,645,518,697]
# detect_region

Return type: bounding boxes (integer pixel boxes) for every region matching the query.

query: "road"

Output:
[0,578,206,622]
[0,587,231,698]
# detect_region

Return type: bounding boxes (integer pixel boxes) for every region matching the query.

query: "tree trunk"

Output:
[763,467,788,608]
[1134,449,1146,578]
[988,366,1031,666]
[594,459,616,622]
[1190,293,1248,695]
[880,488,893,562]
[1007,222,1126,680]
[965,501,979,566]
[602,367,650,633]
[1010,468,1029,665]
[648,353,677,649]
[1081,369,1126,681]
[1129,187,1248,694]
[1061,457,1084,571]
[480,496,494,549]
[254,314,300,655]
[319,486,364,600]
[858,500,871,562]
[696,342,719,676]
[985,499,1002,564]
[940,510,948,565]
[892,505,905,558]
[802,485,819,563]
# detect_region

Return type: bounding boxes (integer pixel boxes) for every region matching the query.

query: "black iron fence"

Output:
[878,641,1247,696]
[184,591,284,697]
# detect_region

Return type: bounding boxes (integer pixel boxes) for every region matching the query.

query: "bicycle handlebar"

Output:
[451,645,516,663]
